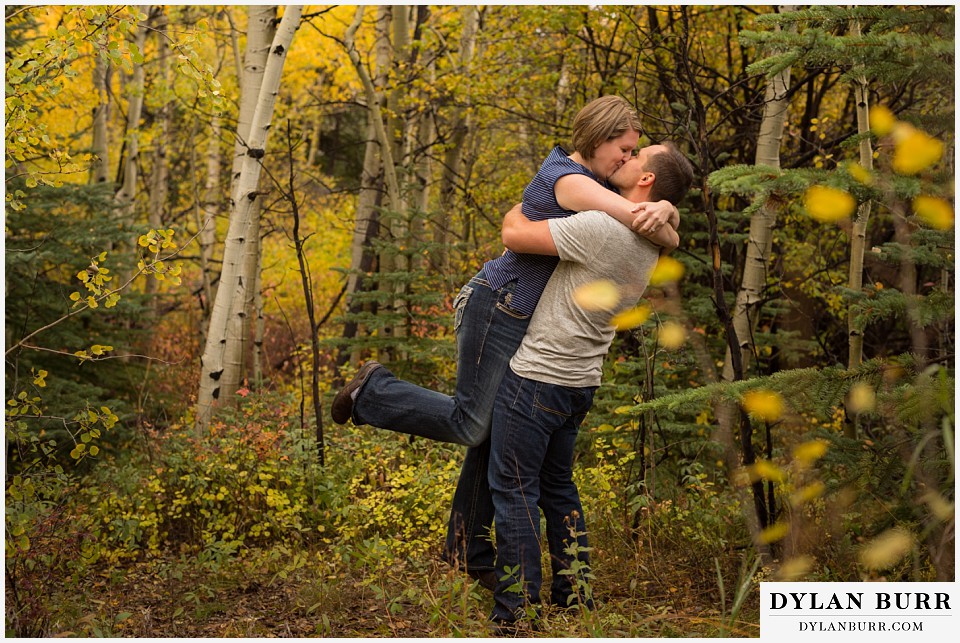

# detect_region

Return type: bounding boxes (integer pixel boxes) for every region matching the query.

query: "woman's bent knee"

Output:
[461,427,489,448]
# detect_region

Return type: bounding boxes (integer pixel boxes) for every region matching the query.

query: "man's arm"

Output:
[502,203,557,255]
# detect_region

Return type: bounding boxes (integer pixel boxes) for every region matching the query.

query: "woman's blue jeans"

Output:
[351,269,530,573]
[488,368,596,622]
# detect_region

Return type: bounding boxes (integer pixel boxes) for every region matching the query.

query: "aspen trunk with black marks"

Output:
[197,6,303,432]
[723,4,793,384]
[386,5,412,351]
[844,18,875,439]
[231,5,276,391]
[145,8,171,305]
[676,6,772,564]
[338,5,398,371]
[197,116,221,325]
[90,55,111,185]
[434,5,479,283]
[114,13,149,219]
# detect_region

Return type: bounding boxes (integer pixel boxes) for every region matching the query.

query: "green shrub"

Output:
[77,391,324,561]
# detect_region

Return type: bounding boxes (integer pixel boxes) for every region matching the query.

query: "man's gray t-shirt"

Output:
[509,210,660,388]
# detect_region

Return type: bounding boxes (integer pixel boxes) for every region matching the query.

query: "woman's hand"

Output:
[629,200,680,234]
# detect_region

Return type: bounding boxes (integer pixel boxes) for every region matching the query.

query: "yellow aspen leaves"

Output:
[912,195,954,230]
[792,439,829,466]
[649,256,685,286]
[610,304,651,330]
[869,105,896,136]
[790,481,826,507]
[573,279,621,311]
[32,369,48,387]
[845,161,873,186]
[759,522,789,544]
[859,528,914,570]
[658,321,687,349]
[847,382,877,414]
[803,185,856,223]
[920,491,954,522]
[892,125,944,175]
[751,459,786,483]
[871,104,944,174]
[741,389,785,422]
[776,555,815,581]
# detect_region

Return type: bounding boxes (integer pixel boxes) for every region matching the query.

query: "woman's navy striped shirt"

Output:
[483,145,616,316]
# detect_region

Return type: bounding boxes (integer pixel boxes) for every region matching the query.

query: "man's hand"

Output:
[630,200,680,234]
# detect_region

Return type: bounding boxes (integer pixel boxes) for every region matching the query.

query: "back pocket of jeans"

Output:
[453,284,474,332]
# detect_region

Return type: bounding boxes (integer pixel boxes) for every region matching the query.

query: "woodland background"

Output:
[4,4,955,637]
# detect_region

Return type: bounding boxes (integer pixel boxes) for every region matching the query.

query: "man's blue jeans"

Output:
[488,368,596,622]
[351,269,530,573]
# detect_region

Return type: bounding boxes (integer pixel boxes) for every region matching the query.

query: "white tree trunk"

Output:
[147,8,170,231]
[434,5,479,281]
[197,5,303,431]
[387,6,411,347]
[307,72,326,167]
[145,9,171,303]
[198,116,221,321]
[345,6,401,211]
[341,6,394,366]
[843,18,876,439]
[114,16,149,215]
[847,17,874,370]
[721,5,793,383]
[228,5,275,390]
[90,56,111,184]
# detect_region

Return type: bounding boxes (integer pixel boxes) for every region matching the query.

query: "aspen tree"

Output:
[340,6,399,368]
[113,10,149,219]
[723,5,794,383]
[434,5,480,282]
[90,56,111,185]
[197,6,303,430]
[232,5,276,389]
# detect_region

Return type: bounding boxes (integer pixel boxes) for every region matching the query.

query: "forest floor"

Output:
[40,543,761,638]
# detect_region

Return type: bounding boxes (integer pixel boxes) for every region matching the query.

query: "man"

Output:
[484,143,694,631]
[331,142,692,602]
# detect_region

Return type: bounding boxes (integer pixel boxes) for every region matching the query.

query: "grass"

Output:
[25,525,761,638]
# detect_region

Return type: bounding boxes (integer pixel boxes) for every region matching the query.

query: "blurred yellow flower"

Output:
[912,195,954,230]
[804,185,856,223]
[869,105,896,136]
[611,305,651,330]
[658,321,687,349]
[742,389,785,422]
[859,528,914,570]
[573,279,620,311]
[893,126,944,175]
[649,256,685,286]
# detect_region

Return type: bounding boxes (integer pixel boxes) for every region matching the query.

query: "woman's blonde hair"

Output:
[571,96,642,160]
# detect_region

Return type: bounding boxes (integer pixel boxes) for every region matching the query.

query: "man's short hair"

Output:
[645,141,695,205]
[572,96,643,160]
